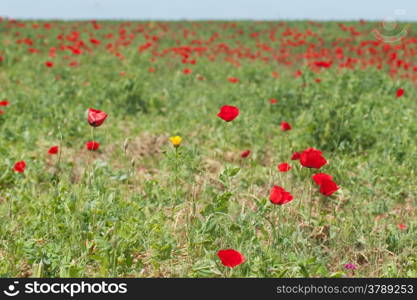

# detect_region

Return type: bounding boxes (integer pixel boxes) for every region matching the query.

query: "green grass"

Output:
[0,20,416,277]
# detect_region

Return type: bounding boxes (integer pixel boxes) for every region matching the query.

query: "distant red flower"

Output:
[315,78,321,83]
[241,150,251,158]
[88,108,108,127]
[48,146,59,155]
[271,71,279,78]
[291,152,301,160]
[0,110,4,115]
[217,105,239,122]
[300,148,327,169]
[269,98,278,104]
[278,163,291,172]
[319,179,339,196]
[14,161,26,173]
[396,88,404,98]
[280,121,292,131]
[314,61,332,68]
[0,100,9,106]
[269,185,294,205]
[182,68,192,75]
[312,173,333,185]
[86,141,100,151]
[228,77,239,83]
[217,249,245,268]
[45,61,54,68]
[397,223,407,230]
[148,67,155,73]
[90,38,101,45]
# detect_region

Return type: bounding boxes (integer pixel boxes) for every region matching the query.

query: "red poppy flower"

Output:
[228,77,239,83]
[88,108,108,127]
[269,98,278,104]
[314,61,332,68]
[269,185,294,205]
[281,121,292,131]
[182,68,192,75]
[278,163,291,172]
[217,249,245,268]
[48,146,59,155]
[86,141,100,151]
[241,150,251,158]
[0,110,4,115]
[14,161,26,173]
[319,179,339,196]
[312,173,333,185]
[300,148,327,169]
[45,61,54,68]
[397,223,407,230]
[90,38,101,45]
[396,88,404,98]
[217,105,239,122]
[291,152,301,160]
[0,100,9,106]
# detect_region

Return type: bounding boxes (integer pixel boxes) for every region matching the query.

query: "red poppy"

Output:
[182,68,192,75]
[0,100,9,106]
[300,148,327,169]
[86,141,100,151]
[396,88,404,98]
[217,105,239,122]
[217,249,245,268]
[397,223,407,230]
[314,61,332,68]
[0,110,4,115]
[278,163,291,172]
[319,179,339,196]
[228,77,239,83]
[269,185,294,205]
[269,98,278,104]
[88,108,108,127]
[45,61,54,68]
[14,161,26,173]
[312,173,333,185]
[48,146,59,155]
[90,38,101,45]
[291,152,301,160]
[241,150,251,158]
[281,121,292,131]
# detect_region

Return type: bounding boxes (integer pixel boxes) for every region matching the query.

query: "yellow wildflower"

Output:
[170,136,182,147]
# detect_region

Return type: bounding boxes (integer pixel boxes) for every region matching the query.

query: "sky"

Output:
[1,0,417,21]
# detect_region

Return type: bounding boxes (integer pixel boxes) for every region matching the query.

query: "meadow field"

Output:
[0,19,416,277]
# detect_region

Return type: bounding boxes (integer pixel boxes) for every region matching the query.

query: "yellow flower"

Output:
[170,136,182,147]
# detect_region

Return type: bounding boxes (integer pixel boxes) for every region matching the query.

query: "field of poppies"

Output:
[0,18,416,277]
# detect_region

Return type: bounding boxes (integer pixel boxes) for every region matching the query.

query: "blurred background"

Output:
[1,0,417,21]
